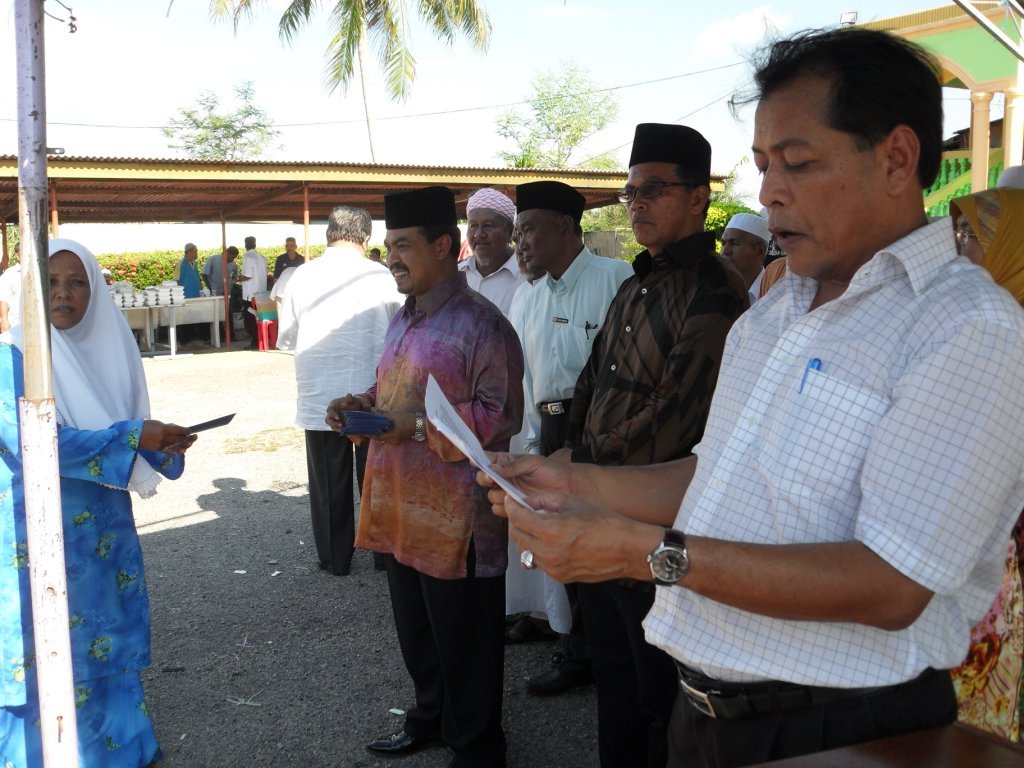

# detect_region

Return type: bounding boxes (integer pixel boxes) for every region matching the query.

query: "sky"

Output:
[0,0,984,251]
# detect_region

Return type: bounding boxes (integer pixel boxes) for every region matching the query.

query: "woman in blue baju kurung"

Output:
[0,239,195,767]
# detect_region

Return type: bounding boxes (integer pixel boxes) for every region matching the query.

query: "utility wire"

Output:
[0,60,748,132]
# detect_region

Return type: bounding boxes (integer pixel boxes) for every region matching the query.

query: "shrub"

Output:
[95,243,340,290]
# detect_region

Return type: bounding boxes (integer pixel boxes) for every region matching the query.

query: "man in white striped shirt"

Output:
[483,27,1024,767]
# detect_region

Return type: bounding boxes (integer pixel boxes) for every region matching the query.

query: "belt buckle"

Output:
[679,677,718,718]
[542,402,564,415]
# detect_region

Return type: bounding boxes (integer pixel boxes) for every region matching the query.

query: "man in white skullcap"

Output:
[997,164,1024,189]
[720,212,770,304]
[460,188,525,315]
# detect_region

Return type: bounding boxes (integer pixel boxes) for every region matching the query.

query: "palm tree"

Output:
[207,0,492,161]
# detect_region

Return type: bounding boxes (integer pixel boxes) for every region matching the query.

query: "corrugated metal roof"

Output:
[0,155,724,224]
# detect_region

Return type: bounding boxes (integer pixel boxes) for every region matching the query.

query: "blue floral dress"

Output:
[0,343,183,767]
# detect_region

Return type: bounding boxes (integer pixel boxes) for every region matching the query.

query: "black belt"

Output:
[675,662,901,720]
[538,399,572,416]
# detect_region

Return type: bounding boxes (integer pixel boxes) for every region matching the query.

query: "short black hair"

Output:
[226,245,239,256]
[244,236,256,250]
[420,225,460,258]
[734,28,942,188]
[670,164,711,218]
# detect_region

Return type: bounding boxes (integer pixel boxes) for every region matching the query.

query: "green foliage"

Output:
[95,244,334,290]
[706,202,758,236]
[582,201,759,260]
[2,226,19,270]
[497,61,620,169]
[711,157,752,207]
[210,0,491,103]
[164,82,278,161]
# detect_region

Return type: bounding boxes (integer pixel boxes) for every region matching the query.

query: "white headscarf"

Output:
[7,239,161,496]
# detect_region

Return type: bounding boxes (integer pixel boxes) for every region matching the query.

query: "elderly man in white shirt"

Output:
[720,212,770,305]
[240,235,268,349]
[506,181,633,694]
[277,207,402,575]
[460,188,525,315]
[482,28,1024,768]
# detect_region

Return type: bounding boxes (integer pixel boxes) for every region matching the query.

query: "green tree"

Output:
[207,0,491,161]
[164,82,278,161]
[497,61,619,169]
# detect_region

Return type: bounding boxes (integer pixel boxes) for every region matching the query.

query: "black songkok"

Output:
[384,186,457,229]
[515,181,586,225]
[628,123,711,186]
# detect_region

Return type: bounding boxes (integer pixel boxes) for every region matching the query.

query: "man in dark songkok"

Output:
[327,186,524,768]
[563,123,748,768]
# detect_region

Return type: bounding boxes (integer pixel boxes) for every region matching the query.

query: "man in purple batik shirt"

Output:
[327,186,523,768]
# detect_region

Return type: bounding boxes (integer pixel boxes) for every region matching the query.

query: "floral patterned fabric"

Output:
[0,343,183,766]
[952,511,1024,740]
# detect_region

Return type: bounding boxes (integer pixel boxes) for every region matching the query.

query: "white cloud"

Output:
[692,6,791,62]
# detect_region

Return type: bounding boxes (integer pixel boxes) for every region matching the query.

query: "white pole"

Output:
[15,1,80,765]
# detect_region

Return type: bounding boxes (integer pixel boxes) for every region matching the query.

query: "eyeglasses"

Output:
[616,181,695,204]
[954,228,978,248]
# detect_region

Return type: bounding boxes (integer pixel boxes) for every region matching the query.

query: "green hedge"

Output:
[95,243,348,290]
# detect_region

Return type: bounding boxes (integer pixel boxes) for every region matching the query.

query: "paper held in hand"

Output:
[424,375,535,511]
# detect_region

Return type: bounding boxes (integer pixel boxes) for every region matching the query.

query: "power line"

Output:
[571,88,746,169]
[0,60,749,133]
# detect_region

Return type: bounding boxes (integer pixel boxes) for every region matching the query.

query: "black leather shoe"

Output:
[366,730,434,755]
[526,651,593,695]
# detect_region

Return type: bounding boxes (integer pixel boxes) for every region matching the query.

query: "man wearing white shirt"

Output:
[240,235,268,349]
[720,212,770,305]
[459,188,525,314]
[511,181,634,697]
[277,207,402,575]
[484,28,1024,767]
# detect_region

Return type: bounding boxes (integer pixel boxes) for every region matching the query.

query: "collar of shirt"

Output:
[632,230,717,280]
[778,219,959,314]
[404,270,467,316]
[545,245,593,296]
[460,252,518,278]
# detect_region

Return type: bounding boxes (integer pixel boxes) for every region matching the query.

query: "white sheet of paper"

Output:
[424,375,534,511]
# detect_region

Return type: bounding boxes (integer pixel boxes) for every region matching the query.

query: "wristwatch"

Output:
[411,413,426,442]
[647,528,689,586]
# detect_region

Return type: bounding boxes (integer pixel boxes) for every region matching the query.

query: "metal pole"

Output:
[1,219,8,272]
[15,1,79,765]
[48,180,59,237]
[951,0,1024,63]
[303,184,310,260]
[221,214,230,348]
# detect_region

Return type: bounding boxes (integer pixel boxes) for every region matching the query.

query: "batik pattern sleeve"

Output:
[576,249,747,466]
[428,316,525,463]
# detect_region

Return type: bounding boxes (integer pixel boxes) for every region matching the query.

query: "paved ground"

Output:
[134,345,598,767]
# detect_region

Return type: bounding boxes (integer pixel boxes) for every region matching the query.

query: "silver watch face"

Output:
[651,547,688,584]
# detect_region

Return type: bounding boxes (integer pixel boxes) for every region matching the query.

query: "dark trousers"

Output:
[579,580,678,768]
[537,404,589,661]
[386,552,507,768]
[243,307,258,346]
[304,430,367,575]
[667,666,957,767]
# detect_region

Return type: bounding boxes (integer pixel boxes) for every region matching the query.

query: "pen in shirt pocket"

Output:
[799,357,822,393]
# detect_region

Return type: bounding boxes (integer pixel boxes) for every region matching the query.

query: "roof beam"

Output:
[951,0,1024,63]
[215,180,308,218]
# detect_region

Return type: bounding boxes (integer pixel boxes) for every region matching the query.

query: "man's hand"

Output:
[140,421,196,455]
[477,452,578,520]
[368,410,415,446]
[325,394,369,431]
[505,489,662,583]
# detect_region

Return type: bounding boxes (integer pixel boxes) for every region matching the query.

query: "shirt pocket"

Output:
[753,368,892,516]
[557,321,596,377]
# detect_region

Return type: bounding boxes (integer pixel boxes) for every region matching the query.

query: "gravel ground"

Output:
[133,344,598,768]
